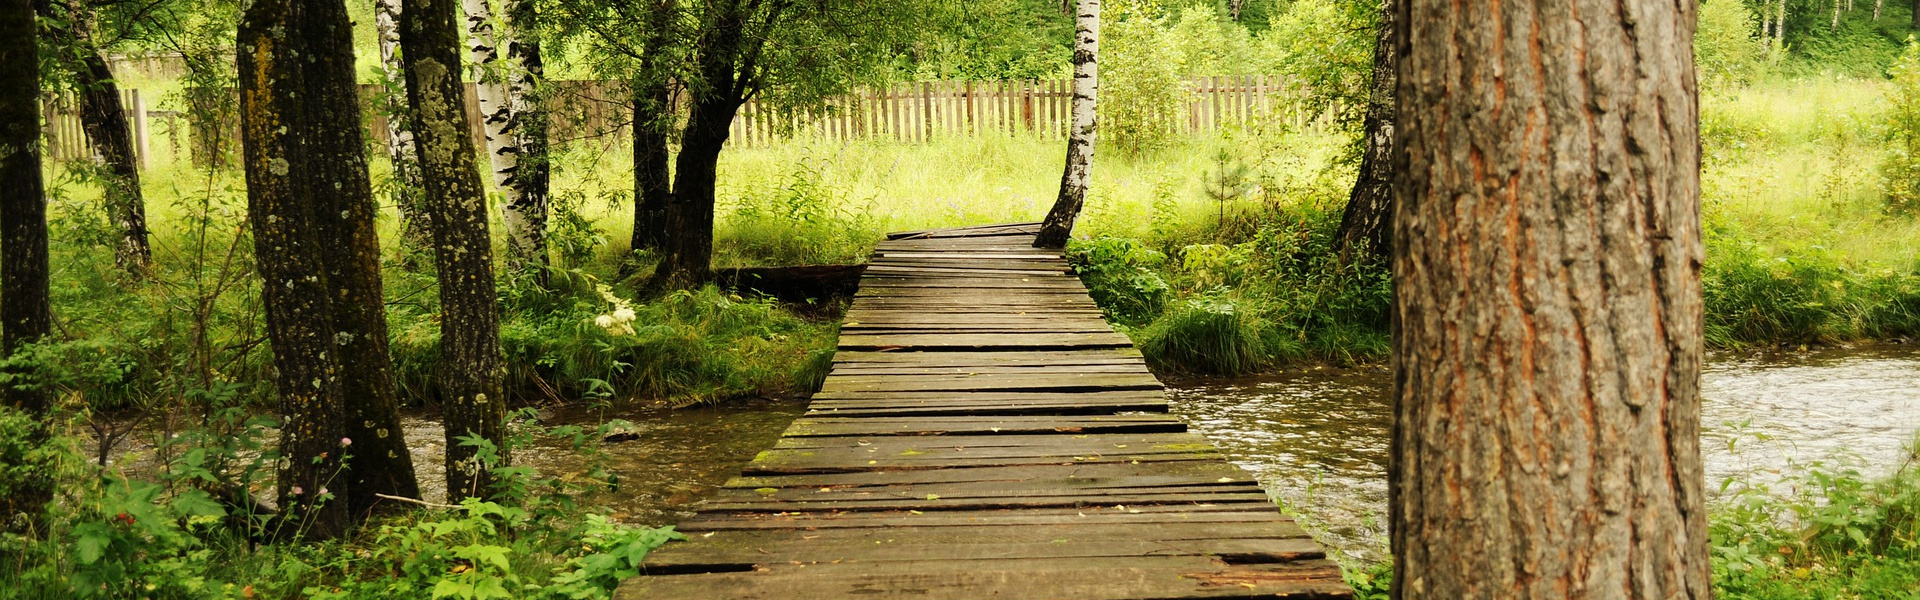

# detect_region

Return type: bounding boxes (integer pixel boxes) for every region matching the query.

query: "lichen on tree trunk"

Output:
[1034,0,1098,249]
[403,0,508,502]
[238,0,352,538]
[300,0,422,516]
[1388,0,1711,597]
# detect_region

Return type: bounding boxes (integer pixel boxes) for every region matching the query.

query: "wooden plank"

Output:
[837,332,1134,350]
[725,461,1256,490]
[817,372,1163,393]
[781,414,1187,437]
[617,556,1351,600]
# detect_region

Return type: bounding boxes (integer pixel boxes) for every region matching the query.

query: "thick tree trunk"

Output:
[375,0,430,245]
[463,0,550,281]
[402,0,508,502]
[1035,0,1099,249]
[1,0,49,413]
[630,77,674,256]
[654,1,755,288]
[1389,0,1711,597]
[655,97,738,287]
[237,0,351,539]
[1334,0,1395,267]
[300,0,422,516]
[0,0,52,524]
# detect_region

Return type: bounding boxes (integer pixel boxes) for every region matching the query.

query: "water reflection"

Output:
[1166,345,1920,565]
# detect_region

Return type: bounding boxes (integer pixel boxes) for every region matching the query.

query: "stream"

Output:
[102,345,1920,567]
[1167,344,1920,564]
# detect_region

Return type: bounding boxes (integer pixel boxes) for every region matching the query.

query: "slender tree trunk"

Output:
[1035,0,1099,249]
[630,77,673,255]
[0,0,52,525]
[237,0,351,539]
[32,1,151,273]
[1834,0,1843,28]
[1229,0,1246,20]
[72,50,152,273]
[300,0,422,516]
[629,1,678,258]
[374,0,430,246]
[463,0,550,281]
[402,0,508,502]
[1334,0,1395,267]
[1875,0,1883,21]
[1389,0,1710,597]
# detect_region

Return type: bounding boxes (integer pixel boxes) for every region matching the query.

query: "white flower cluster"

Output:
[592,284,638,336]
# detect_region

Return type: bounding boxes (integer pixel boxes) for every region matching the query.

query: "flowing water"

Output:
[98,346,1920,567]
[1166,344,1920,564]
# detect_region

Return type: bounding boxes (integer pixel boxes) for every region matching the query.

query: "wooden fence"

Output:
[42,75,1299,169]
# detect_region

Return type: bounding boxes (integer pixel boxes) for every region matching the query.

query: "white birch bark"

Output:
[462,0,549,275]
[374,0,427,241]
[1034,0,1099,249]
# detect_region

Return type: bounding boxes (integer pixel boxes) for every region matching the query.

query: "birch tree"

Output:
[462,0,550,280]
[1390,0,1712,596]
[375,0,429,244]
[403,0,508,501]
[1034,0,1098,249]
[1332,0,1394,266]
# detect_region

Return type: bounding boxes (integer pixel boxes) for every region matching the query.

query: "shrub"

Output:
[1884,37,1920,214]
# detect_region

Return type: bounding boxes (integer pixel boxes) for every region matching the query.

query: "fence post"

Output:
[1021,81,1034,134]
[130,89,150,170]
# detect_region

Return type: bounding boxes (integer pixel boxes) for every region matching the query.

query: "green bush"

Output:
[1885,37,1920,214]
[1102,0,1191,156]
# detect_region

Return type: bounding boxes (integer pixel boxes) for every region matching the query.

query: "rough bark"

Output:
[402,0,508,502]
[0,0,51,527]
[653,0,761,288]
[1,0,51,415]
[629,2,678,257]
[1034,0,1099,249]
[375,0,431,245]
[463,0,550,280]
[1333,0,1395,267]
[1388,0,1711,597]
[630,78,674,255]
[237,0,351,539]
[299,0,422,516]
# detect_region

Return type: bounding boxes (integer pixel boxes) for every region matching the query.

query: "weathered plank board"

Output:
[615,227,1348,600]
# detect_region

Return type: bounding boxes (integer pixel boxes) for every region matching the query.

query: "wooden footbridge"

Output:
[616,224,1351,599]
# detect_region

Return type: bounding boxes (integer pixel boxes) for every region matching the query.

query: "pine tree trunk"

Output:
[1388,0,1711,597]
[463,0,550,281]
[402,0,508,502]
[630,76,673,255]
[1035,0,1099,249]
[374,0,431,246]
[1333,0,1395,267]
[0,0,52,524]
[237,0,351,539]
[300,0,422,516]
